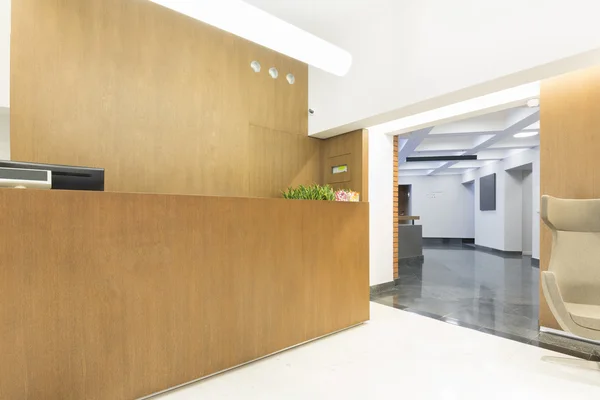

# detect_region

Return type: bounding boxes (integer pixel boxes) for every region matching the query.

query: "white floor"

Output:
[155,303,600,400]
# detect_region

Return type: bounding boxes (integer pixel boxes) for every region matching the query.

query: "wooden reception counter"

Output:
[0,189,369,399]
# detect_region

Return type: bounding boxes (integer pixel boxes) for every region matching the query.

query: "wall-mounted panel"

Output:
[321,129,368,200]
[10,0,313,196]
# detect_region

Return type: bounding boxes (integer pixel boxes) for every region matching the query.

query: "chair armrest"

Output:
[541,271,572,332]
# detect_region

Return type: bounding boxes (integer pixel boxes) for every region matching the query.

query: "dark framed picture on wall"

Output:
[480,173,496,211]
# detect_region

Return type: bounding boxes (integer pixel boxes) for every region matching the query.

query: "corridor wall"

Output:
[462,147,539,256]
[398,174,474,239]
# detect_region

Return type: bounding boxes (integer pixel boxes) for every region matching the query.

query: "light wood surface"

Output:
[393,136,399,278]
[248,125,321,197]
[321,129,369,201]
[10,0,316,197]
[0,189,369,399]
[539,65,600,329]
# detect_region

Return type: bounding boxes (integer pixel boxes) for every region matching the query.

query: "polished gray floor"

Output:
[371,243,600,360]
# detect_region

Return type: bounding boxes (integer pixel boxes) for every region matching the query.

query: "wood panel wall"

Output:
[320,129,369,201]
[393,136,399,278]
[249,125,320,197]
[539,65,600,329]
[0,189,370,399]
[10,0,320,197]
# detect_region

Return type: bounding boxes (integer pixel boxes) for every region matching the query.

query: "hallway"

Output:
[372,243,600,360]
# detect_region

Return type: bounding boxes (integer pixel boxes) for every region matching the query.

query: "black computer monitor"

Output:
[0,161,104,191]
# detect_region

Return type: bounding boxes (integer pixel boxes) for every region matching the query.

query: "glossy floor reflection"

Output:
[371,243,600,360]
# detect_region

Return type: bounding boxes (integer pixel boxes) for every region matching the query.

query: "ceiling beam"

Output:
[428,109,540,175]
[398,127,434,163]
[427,130,502,138]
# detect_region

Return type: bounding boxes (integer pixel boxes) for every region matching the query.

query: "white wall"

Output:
[522,170,533,254]
[506,148,540,258]
[0,0,9,108]
[463,148,540,253]
[0,108,8,159]
[369,132,393,285]
[398,174,474,239]
[464,181,475,238]
[504,169,523,251]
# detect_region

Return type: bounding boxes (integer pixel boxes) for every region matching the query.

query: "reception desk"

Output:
[0,189,369,399]
[398,217,423,268]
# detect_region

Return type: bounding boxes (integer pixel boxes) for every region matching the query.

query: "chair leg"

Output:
[542,356,600,371]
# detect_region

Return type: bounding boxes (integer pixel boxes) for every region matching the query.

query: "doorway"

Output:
[382,107,543,348]
[398,184,411,223]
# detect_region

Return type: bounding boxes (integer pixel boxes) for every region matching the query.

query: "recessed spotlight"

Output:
[514,131,539,138]
[269,67,278,79]
[286,73,295,84]
[526,98,540,108]
[250,61,261,72]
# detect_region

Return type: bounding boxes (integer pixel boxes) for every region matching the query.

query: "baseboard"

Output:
[423,237,474,245]
[531,258,540,268]
[522,251,532,256]
[369,280,396,295]
[540,326,600,346]
[474,244,523,258]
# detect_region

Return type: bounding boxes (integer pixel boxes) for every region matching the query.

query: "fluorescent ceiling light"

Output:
[147,0,352,76]
[514,131,539,138]
[368,82,540,135]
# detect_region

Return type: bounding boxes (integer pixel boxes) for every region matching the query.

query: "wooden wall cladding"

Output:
[540,65,600,329]
[10,0,316,197]
[0,189,370,399]
[249,125,321,197]
[320,129,369,201]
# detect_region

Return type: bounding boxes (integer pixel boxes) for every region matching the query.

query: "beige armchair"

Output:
[541,195,600,341]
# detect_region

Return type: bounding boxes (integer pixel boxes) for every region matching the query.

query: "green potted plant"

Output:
[282,184,336,201]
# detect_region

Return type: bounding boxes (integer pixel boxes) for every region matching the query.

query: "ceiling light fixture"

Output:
[406,155,478,162]
[148,0,352,76]
[513,131,539,138]
[367,81,540,135]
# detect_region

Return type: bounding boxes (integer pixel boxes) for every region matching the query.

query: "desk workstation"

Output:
[1,1,370,398]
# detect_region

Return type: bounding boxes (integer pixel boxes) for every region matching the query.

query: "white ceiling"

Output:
[244,0,600,138]
[398,106,540,177]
